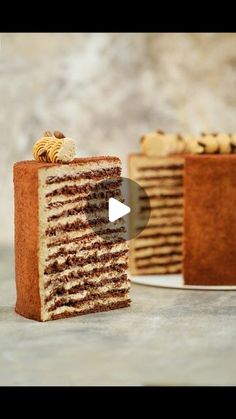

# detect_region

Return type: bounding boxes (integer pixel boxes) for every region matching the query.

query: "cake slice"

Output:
[184,154,236,285]
[129,153,184,275]
[14,157,130,321]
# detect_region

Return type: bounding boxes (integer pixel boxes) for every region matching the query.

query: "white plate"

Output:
[130,274,236,290]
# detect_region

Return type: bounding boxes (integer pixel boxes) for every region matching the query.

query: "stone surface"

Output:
[1,246,236,386]
[2,33,236,245]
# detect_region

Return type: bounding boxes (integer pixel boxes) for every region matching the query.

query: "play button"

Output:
[85,176,151,242]
[109,198,131,222]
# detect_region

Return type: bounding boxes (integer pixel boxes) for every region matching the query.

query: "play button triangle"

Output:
[108,197,131,222]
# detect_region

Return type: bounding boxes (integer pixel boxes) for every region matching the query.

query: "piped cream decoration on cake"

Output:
[33,130,76,163]
[140,130,185,157]
[140,130,236,156]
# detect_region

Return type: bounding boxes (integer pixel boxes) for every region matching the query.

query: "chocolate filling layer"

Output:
[137,222,183,230]
[46,179,122,198]
[144,182,183,190]
[48,202,108,222]
[50,299,131,320]
[45,275,129,303]
[137,164,183,172]
[44,250,128,275]
[136,262,182,269]
[45,263,128,288]
[48,289,129,312]
[135,252,182,261]
[46,217,124,237]
[139,193,183,200]
[47,189,122,209]
[140,204,183,212]
[137,175,183,181]
[47,227,126,248]
[46,167,121,185]
[47,238,126,261]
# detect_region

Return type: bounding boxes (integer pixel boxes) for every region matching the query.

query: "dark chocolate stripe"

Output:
[46,217,124,237]
[45,263,128,288]
[44,250,128,275]
[136,232,183,239]
[137,222,183,231]
[144,182,183,190]
[47,238,126,261]
[47,202,109,222]
[50,299,131,320]
[136,262,182,269]
[46,167,121,185]
[47,189,122,209]
[140,204,183,212]
[48,289,129,312]
[46,179,122,198]
[134,241,181,250]
[135,252,182,261]
[47,227,126,248]
[45,275,129,303]
[137,175,183,181]
[137,164,183,172]
[135,243,182,250]
[139,193,183,200]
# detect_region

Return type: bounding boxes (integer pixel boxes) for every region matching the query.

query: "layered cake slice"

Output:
[129,152,184,275]
[14,153,130,321]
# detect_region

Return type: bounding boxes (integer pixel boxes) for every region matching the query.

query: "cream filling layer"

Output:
[136,254,182,267]
[45,172,121,194]
[46,209,109,228]
[46,295,130,319]
[134,236,182,249]
[134,244,182,257]
[136,168,183,178]
[145,197,184,208]
[47,228,125,249]
[45,271,128,295]
[139,186,183,198]
[47,234,125,256]
[138,225,183,237]
[136,216,183,229]
[44,254,128,278]
[46,282,130,309]
[46,242,128,265]
[133,263,182,274]
[140,208,183,218]
[137,178,183,188]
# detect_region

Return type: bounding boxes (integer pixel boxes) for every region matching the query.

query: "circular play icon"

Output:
[85,176,151,242]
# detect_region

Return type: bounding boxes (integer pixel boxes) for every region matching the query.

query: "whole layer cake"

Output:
[184,154,236,285]
[14,156,130,321]
[128,153,184,275]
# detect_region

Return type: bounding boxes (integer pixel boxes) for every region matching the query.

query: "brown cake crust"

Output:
[14,156,121,321]
[15,156,121,169]
[184,155,236,285]
[14,162,41,320]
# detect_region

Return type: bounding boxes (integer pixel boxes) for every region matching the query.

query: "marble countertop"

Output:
[1,246,236,386]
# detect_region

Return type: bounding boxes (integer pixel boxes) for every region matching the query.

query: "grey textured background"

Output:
[1,32,236,244]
